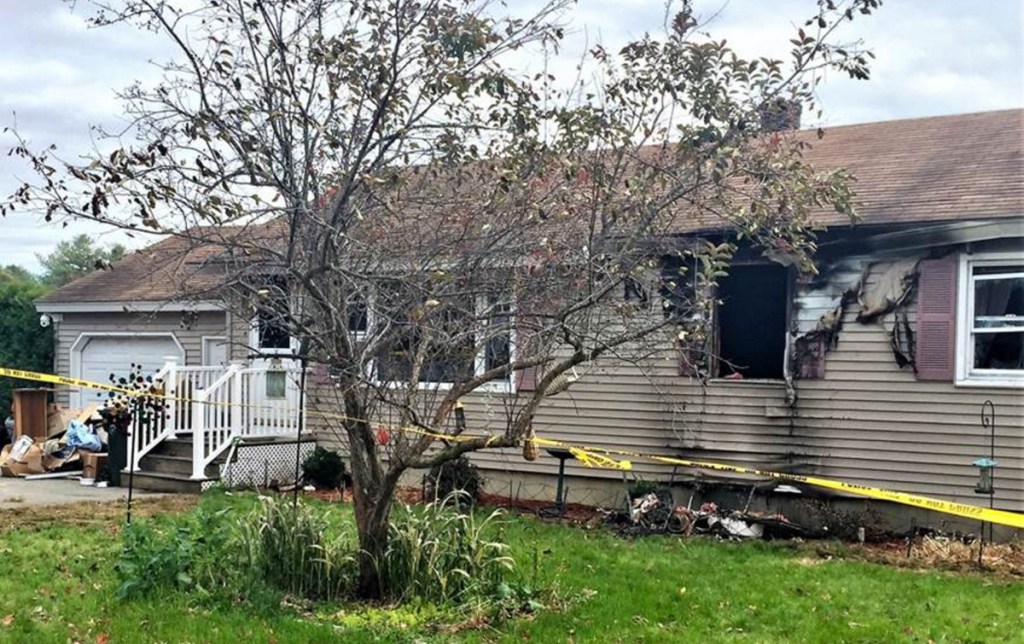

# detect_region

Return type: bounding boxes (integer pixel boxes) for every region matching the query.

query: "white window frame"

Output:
[249,316,298,356]
[955,250,1024,388]
[370,294,515,393]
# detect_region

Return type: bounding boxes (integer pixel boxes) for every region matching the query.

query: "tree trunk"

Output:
[348,436,398,599]
[354,499,391,599]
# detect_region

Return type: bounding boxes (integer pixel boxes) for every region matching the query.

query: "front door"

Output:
[247,317,301,436]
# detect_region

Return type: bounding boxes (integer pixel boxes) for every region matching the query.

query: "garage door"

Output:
[74,336,184,408]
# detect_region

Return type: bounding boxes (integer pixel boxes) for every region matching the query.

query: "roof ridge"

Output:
[798,107,1022,133]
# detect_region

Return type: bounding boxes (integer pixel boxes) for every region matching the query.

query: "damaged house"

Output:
[33,109,1023,528]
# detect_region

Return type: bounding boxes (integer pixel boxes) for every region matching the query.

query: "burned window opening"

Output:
[346,292,369,334]
[716,264,789,379]
[254,277,292,352]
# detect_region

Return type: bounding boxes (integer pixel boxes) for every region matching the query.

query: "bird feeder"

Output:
[972,457,997,495]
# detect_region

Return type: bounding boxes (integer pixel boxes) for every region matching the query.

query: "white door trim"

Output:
[69,332,185,408]
[201,335,229,366]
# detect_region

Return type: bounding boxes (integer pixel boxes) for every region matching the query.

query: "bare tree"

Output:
[3,0,879,597]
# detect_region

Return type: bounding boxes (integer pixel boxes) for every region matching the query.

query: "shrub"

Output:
[627,479,660,500]
[424,456,485,507]
[115,522,195,600]
[237,496,355,601]
[115,507,242,600]
[302,446,347,489]
[375,494,514,603]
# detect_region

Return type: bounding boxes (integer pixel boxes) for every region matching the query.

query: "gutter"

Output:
[35,300,225,314]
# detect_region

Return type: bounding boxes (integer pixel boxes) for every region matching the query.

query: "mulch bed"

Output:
[294,486,1024,577]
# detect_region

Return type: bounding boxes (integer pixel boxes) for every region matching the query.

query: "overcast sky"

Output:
[1,0,1021,273]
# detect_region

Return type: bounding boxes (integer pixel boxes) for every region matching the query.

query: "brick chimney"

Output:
[758,98,802,132]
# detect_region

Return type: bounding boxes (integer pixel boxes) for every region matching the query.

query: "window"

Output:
[256,307,291,351]
[253,278,293,354]
[480,294,512,376]
[957,253,1024,385]
[346,293,369,335]
[715,264,789,379]
[375,292,513,389]
[661,256,789,380]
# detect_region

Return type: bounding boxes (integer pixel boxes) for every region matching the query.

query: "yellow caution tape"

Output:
[530,436,1024,530]
[0,367,140,396]
[2,366,1021,529]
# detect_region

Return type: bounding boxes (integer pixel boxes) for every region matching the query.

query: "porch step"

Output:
[138,453,220,478]
[119,470,212,494]
[153,436,199,459]
[126,433,317,493]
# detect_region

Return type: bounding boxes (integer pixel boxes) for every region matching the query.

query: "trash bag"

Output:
[65,420,103,452]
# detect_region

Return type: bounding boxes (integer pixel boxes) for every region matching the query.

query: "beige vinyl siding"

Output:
[52,310,228,407]
[470,260,1024,513]
[792,261,1023,512]
[306,255,1023,514]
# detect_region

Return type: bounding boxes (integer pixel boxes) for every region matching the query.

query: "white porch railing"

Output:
[129,356,177,471]
[130,357,306,478]
[190,364,305,479]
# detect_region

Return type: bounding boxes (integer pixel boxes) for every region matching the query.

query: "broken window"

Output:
[660,254,789,380]
[715,264,789,379]
[346,292,369,334]
[960,258,1024,381]
[254,278,292,353]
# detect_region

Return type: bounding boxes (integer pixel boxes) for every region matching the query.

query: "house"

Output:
[35,109,1023,529]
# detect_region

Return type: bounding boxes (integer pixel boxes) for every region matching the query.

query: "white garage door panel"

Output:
[76,336,183,408]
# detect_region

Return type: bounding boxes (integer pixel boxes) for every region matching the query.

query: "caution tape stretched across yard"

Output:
[2,366,1022,530]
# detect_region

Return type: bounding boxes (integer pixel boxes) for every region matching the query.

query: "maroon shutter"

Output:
[310,363,331,385]
[915,256,958,380]
[678,339,702,377]
[516,364,538,391]
[796,336,827,379]
[515,304,539,392]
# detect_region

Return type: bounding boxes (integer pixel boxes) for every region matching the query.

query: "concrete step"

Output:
[119,470,210,494]
[152,437,195,458]
[138,453,219,478]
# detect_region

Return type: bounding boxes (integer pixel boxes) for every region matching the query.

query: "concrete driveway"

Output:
[0,476,164,509]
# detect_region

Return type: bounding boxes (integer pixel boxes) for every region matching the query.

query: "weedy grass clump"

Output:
[115,506,256,603]
[115,491,528,616]
[375,493,515,604]
[238,495,356,601]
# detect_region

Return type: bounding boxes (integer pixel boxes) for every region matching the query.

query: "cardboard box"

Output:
[81,452,108,480]
[0,442,45,476]
[41,448,80,472]
[46,404,98,439]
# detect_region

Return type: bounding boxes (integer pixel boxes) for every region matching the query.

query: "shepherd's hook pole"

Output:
[126,396,141,526]
[293,355,308,508]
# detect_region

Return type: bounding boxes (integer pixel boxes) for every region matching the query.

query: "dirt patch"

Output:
[302,485,423,505]
[854,537,1024,577]
[0,495,199,533]
[301,486,599,522]
[477,492,599,522]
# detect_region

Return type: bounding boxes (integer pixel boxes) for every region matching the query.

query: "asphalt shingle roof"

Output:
[37,109,1023,305]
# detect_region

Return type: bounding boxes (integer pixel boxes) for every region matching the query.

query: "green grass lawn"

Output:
[0,492,1020,643]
